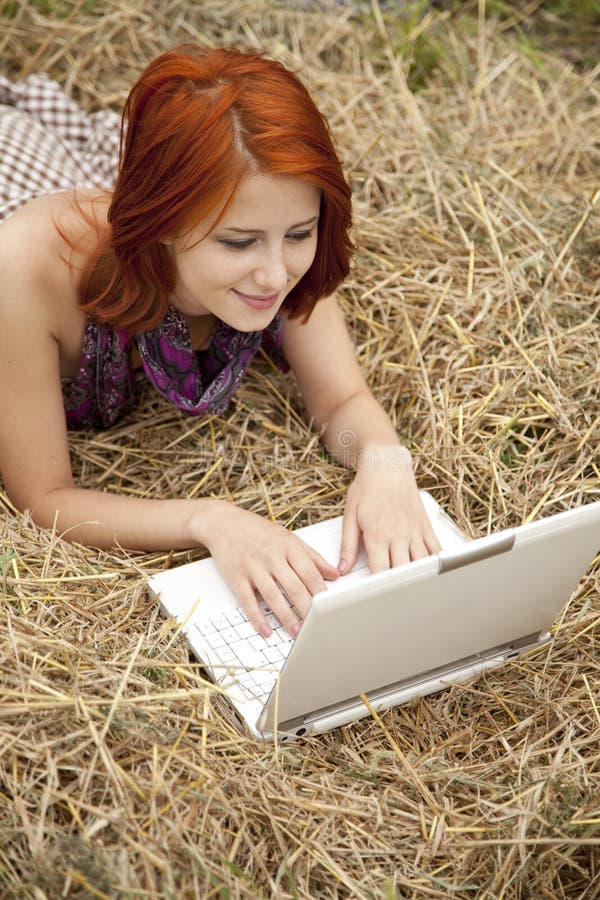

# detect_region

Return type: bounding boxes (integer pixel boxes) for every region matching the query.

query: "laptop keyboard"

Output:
[187,561,372,704]
[191,605,293,702]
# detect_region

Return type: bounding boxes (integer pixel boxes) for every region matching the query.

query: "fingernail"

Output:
[338,559,348,574]
[292,623,301,638]
[259,622,271,638]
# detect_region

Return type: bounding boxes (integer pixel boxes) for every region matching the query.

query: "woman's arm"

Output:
[282,294,442,574]
[0,265,337,637]
[0,347,338,636]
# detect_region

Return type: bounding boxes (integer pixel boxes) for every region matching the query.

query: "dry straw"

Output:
[1,0,599,897]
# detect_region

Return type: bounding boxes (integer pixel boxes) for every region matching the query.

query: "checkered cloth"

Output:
[0,73,120,221]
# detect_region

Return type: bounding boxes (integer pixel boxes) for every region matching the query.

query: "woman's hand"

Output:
[196,501,339,637]
[338,446,442,575]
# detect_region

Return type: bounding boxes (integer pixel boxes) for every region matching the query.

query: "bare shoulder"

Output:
[0,189,108,340]
[1,190,108,283]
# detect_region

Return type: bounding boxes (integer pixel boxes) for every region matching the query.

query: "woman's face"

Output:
[165,173,321,331]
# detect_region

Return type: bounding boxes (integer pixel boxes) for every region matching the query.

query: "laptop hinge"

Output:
[438,531,515,574]
[273,714,305,733]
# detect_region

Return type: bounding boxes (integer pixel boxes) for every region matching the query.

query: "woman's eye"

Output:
[219,238,255,250]
[218,230,314,249]
[286,230,314,242]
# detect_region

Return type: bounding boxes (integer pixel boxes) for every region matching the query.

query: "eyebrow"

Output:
[221,215,320,235]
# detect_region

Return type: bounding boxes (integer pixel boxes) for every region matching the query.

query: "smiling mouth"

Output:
[233,290,280,309]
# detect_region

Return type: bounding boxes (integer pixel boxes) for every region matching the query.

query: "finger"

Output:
[299,543,339,581]
[407,538,429,562]
[275,566,315,621]
[338,513,361,574]
[389,538,412,568]
[286,546,329,601]
[414,501,443,554]
[363,537,393,574]
[234,582,272,638]
[424,528,443,554]
[254,575,303,638]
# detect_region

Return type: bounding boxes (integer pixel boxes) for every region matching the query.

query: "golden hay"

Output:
[1,1,599,897]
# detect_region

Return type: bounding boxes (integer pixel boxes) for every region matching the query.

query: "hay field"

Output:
[1,1,599,896]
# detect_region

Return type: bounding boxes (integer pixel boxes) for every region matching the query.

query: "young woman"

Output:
[0,45,441,637]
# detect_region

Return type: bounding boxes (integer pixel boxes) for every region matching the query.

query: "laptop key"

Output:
[209,613,231,631]
[251,668,277,686]
[263,629,283,647]
[229,641,266,668]
[249,634,269,652]
[195,618,217,636]
[264,646,285,665]
[217,646,238,664]
[207,630,226,649]
[224,609,246,626]
[234,621,256,639]
[220,627,239,645]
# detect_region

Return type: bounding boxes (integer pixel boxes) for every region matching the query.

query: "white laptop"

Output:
[148,493,600,741]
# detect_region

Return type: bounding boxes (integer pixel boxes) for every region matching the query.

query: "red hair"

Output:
[78,45,353,333]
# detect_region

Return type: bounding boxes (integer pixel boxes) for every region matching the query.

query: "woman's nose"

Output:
[253,247,288,292]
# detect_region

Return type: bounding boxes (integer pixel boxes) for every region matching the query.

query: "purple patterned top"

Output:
[61,306,288,429]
